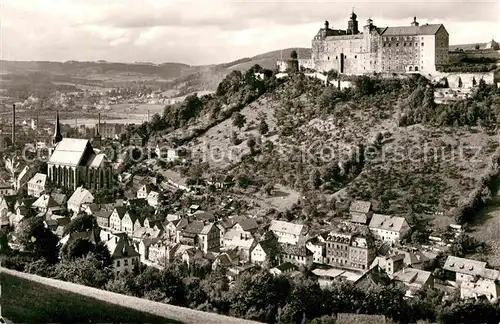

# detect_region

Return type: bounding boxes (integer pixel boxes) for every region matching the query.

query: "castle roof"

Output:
[381,24,444,36]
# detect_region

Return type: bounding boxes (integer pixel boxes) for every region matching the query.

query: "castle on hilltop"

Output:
[289,12,450,75]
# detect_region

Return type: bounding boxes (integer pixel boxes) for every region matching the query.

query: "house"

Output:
[32,194,60,213]
[121,211,137,236]
[390,247,431,269]
[105,232,140,275]
[206,174,234,189]
[0,180,15,196]
[109,206,127,232]
[370,254,406,276]
[306,235,327,264]
[181,247,204,266]
[67,186,94,214]
[349,200,373,224]
[146,191,161,208]
[177,221,220,253]
[269,220,306,245]
[369,214,410,244]
[17,165,36,191]
[136,184,153,199]
[51,192,68,206]
[250,236,278,265]
[280,243,314,267]
[161,169,190,192]
[393,267,434,297]
[130,133,145,147]
[27,173,47,197]
[137,237,161,262]
[269,262,298,276]
[325,231,376,271]
[221,230,256,262]
[443,256,488,283]
[95,209,112,228]
[212,247,241,271]
[461,278,500,302]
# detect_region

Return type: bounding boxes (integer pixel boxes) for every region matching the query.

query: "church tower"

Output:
[53,110,63,145]
[347,10,359,35]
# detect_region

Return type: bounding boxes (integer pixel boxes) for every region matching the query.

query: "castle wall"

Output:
[312,35,368,74]
[421,35,437,73]
[381,35,421,73]
[435,27,450,66]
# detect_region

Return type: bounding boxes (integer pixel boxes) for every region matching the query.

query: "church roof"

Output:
[48,138,93,167]
[381,24,444,36]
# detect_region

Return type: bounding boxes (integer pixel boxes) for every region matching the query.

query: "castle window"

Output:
[396,43,399,47]
[415,66,419,71]
[388,43,391,47]
[355,55,357,58]
[327,56,330,60]
[403,42,406,46]
[415,43,418,46]
[408,66,413,71]
[383,43,386,47]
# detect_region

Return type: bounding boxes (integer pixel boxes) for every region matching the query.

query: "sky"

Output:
[1,0,499,65]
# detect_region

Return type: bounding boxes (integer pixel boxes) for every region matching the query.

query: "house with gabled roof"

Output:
[270,262,298,276]
[136,184,153,199]
[443,256,487,283]
[250,234,279,265]
[32,194,61,213]
[146,191,161,208]
[95,209,112,228]
[349,200,373,224]
[109,206,127,232]
[369,214,410,244]
[27,173,47,198]
[104,232,140,275]
[269,220,307,245]
[67,186,94,214]
[280,242,313,268]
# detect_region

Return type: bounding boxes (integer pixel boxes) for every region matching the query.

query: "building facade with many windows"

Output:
[306,12,449,74]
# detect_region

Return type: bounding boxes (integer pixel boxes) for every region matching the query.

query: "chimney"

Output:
[12,104,15,145]
[97,113,101,136]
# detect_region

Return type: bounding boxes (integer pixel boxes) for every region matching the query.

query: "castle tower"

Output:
[53,110,63,145]
[411,16,419,27]
[347,10,359,35]
[324,20,329,30]
[11,104,15,145]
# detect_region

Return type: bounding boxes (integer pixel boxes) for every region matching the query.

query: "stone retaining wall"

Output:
[0,267,260,324]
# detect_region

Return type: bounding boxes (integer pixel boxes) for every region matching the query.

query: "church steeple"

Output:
[53,110,62,145]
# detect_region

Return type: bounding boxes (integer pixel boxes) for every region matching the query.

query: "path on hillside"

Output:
[0,268,261,324]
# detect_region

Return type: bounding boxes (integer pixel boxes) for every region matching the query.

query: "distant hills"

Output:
[0,48,312,94]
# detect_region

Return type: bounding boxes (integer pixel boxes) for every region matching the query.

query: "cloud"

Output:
[1,0,498,65]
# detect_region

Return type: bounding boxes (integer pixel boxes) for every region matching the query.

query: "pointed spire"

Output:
[53,110,62,145]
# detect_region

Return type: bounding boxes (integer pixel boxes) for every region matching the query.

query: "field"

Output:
[0,272,178,323]
[472,188,500,267]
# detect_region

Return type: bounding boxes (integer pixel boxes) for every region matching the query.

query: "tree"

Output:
[54,252,112,288]
[259,119,269,135]
[309,169,322,190]
[63,214,96,236]
[60,237,95,261]
[458,77,463,88]
[232,112,246,130]
[247,136,257,154]
[16,217,59,263]
[472,77,477,86]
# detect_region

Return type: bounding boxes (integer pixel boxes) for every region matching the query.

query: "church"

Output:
[303,11,449,75]
[47,112,113,191]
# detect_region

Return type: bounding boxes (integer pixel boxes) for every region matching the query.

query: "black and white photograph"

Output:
[0,0,499,323]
